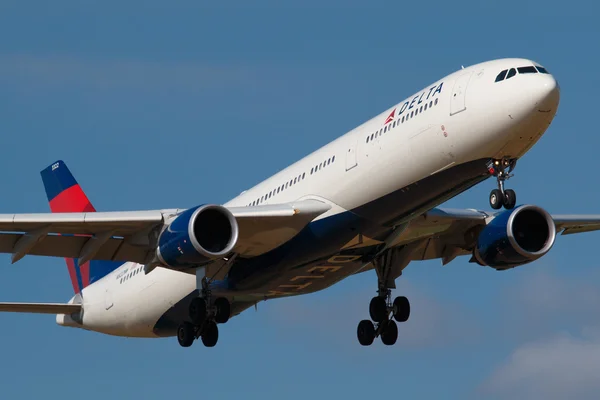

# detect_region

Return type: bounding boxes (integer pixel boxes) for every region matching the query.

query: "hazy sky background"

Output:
[1,1,600,399]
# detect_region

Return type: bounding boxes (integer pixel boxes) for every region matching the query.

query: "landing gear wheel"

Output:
[369,296,388,323]
[189,297,207,325]
[357,320,376,346]
[214,297,231,324]
[489,189,504,210]
[380,320,398,346]
[201,321,219,347]
[392,296,410,322]
[504,189,516,210]
[177,322,195,347]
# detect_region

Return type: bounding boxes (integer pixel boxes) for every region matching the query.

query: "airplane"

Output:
[0,57,597,348]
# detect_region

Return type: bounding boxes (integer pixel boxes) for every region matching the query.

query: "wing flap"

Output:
[229,199,331,257]
[0,233,151,263]
[0,302,81,314]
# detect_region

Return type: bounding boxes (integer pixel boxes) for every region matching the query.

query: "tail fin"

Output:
[41,160,123,294]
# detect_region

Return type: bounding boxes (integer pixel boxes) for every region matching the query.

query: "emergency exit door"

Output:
[345,139,358,171]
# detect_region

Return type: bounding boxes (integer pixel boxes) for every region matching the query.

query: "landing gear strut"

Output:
[357,247,414,346]
[177,276,231,348]
[487,158,517,210]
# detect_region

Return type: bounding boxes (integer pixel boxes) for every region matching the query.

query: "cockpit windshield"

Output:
[517,66,537,74]
[494,65,550,82]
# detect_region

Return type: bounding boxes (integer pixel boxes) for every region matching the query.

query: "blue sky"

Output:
[1,0,600,398]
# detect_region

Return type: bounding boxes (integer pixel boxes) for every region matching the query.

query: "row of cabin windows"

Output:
[495,65,549,82]
[246,155,336,206]
[120,266,143,284]
[366,97,439,144]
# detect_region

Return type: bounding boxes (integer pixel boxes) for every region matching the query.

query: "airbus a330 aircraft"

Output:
[1,58,598,348]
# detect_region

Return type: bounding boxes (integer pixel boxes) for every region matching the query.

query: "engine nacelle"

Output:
[473,204,556,269]
[157,204,239,268]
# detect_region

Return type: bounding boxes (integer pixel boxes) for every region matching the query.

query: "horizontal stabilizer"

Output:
[0,302,81,314]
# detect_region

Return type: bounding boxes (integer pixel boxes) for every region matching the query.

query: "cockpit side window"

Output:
[536,66,549,74]
[517,66,537,74]
[506,68,517,79]
[495,70,508,82]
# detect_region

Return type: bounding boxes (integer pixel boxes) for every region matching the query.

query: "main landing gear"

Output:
[357,247,413,346]
[357,291,410,346]
[177,278,231,348]
[487,158,517,210]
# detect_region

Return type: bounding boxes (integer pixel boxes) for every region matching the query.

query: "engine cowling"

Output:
[157,204,239,268]
[473,204,556,269]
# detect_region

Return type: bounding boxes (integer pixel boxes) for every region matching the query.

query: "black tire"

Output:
[489,189,504,210]
[380,320,398,346]
[357,320,375,346]
[392,296,410,322]
[369,296,387,323]
[214,297,231,324]
[189,297,207,325]
[504,189,516,209]
[201,321,219,347]
[177,322,195,348]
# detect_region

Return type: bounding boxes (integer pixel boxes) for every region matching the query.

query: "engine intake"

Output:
[157,204,239,268]
[474,204,556,269]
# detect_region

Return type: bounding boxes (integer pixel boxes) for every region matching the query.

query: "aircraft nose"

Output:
[535,74,560,112]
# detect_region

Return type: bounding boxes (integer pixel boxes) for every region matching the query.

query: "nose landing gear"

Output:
[487,158,517,210]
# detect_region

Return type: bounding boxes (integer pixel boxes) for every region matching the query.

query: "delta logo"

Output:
[384,108,396,125]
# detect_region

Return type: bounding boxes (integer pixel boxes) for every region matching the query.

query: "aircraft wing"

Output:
[0,302,81,314]
[384,207,600,265]
[552,215,600,235]
[0,199,331,265]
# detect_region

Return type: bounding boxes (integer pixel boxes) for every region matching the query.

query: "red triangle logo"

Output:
[384,108,396,125]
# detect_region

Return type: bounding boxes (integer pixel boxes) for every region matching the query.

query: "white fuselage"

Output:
[59,58,560,338]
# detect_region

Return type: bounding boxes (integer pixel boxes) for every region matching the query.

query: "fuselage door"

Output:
[450,72,473,116]
[345,139,358,171]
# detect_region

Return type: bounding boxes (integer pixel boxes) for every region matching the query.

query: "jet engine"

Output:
[157,204,239,268]
[473,205,556,270]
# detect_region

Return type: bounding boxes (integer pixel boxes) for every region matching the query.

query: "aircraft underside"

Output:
[155,156,515,347]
